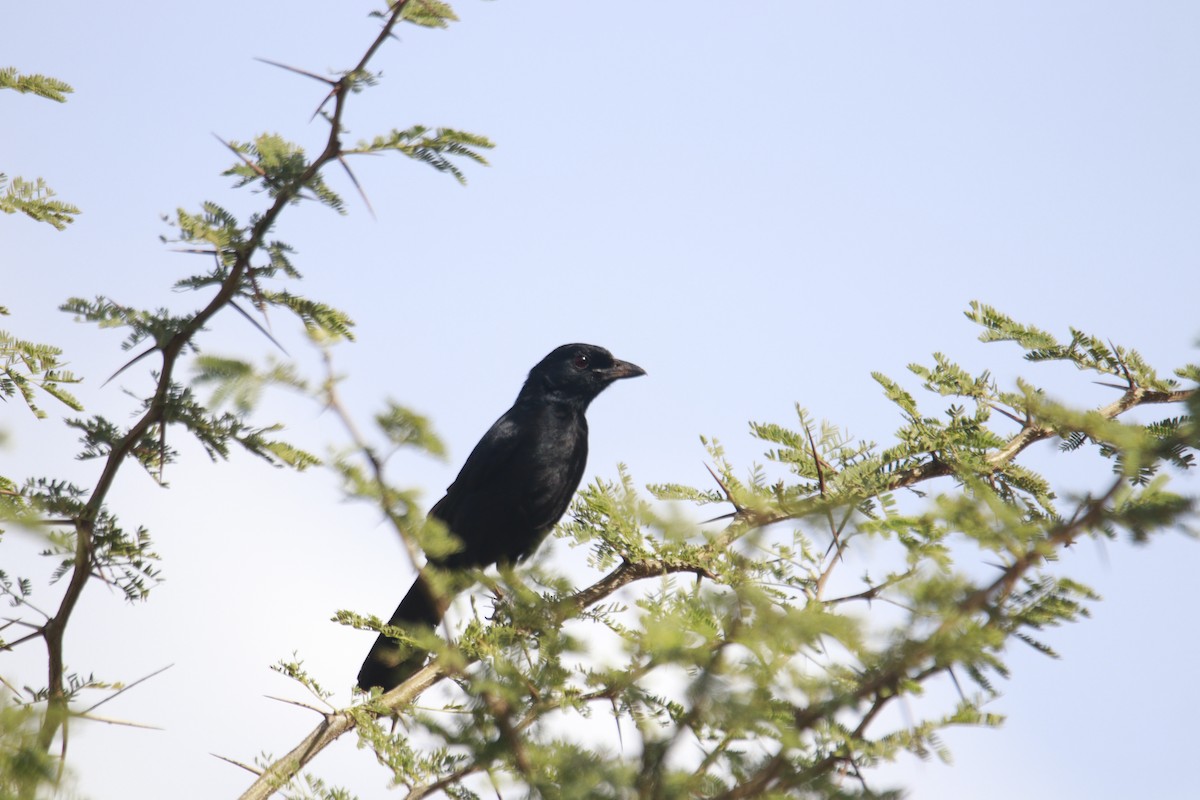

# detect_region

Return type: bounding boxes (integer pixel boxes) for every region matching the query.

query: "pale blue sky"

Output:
[4,2,1199,798]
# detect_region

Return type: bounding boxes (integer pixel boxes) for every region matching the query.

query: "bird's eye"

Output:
[572,353,590,370]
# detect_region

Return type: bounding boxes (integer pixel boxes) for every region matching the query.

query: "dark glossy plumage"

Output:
[357,344,645,691]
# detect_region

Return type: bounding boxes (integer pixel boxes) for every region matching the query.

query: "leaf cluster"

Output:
[0,174,80,230]
[2,1,493,787]
[2,67,79,229]
[16,477,161,603]
[0,67,72,102]
[0,314,82,418]
[350,127,493,185]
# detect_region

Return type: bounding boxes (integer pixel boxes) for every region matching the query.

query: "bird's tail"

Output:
[357,574,443,692]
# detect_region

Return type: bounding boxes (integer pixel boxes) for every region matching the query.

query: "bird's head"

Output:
[519,343,646,407]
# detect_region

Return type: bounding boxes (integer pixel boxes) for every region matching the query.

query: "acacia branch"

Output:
[740,385,1195,533]
[709,478,1126,798]
[822,568,917,606]
[404,762,488,800]
[34,0,416,759]
[243,376,1186,796]
[481,690,533,779]
[241,555,718,796]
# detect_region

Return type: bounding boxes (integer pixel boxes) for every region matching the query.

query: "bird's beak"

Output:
[605,359,646,380]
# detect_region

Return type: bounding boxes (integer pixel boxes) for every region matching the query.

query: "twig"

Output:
[482,691,532,779]
[36,0,416,757]
[821,569,917,606]
[1,589,53,621]
[405,762,487,800]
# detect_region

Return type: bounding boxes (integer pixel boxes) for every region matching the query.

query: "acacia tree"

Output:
[2,3,1197,799]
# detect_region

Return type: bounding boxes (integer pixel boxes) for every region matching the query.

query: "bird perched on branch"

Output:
[357,343,645,692]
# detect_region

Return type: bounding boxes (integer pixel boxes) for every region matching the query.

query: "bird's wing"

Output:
[428,409,526,529]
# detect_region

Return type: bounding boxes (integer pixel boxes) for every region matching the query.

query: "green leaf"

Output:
[375,401,445,457]
[0,67,73,102]
[0,174,79,230]
[0,326,83,417]
[349,126,493,185]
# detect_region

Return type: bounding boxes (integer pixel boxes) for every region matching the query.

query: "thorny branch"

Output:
[709,477,1127,798]
[242,461,1135,796]
[241,374,1194,797]
[239,554,722,797]
[739,383,1195,533]
[30,0,418,764]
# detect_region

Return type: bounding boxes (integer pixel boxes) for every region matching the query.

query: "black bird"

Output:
[357,343,645,691]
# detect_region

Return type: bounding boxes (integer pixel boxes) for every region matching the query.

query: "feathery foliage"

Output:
[275,305,1194,799]
[350,126,494,185]
[0,175,80,230]
[0,312,82,418]
[0,68,72,102]
[1,3,490,796]
[2,68,79,229]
